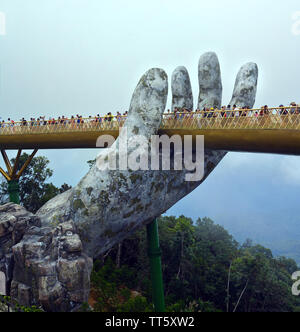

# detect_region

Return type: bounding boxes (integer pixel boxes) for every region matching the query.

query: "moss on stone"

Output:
[110,207,119,213]
[132,126,139,135]
[86,187,93,196]
[135,204,144,213]
[154,182,164,193]
[123,204,144,219]
[75,190,81,197]
[119,173,126,182]
[130,174,142,184]
[99,191,110,206]
[145,202,152,210]
[77,224,92,244]
[50,215,61,228]
[73,199,85,210]
[91,197,98,205]
[167,181,174,194]
[129,198,141,207]
[123,210,135,219]
[104,229,118,238]
[110,183,117,192]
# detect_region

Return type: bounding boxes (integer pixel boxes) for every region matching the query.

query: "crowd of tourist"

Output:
[0,103,298,128]
[0,111,129,128]
[168,102,300,119]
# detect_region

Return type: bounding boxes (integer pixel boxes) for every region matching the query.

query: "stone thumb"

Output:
[122,68,168,139]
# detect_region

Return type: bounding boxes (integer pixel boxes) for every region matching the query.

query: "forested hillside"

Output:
[88,216,300,312]
[0,154,298,312]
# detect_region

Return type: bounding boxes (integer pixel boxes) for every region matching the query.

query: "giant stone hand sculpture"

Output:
[0,52,258,311]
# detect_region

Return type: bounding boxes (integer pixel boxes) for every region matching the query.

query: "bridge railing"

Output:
[0,118,126,135]
[162,106,300,130]
[0,106,299,136]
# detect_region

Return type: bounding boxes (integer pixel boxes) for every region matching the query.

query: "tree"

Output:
[90,215,300,312]
[0,153,71,213]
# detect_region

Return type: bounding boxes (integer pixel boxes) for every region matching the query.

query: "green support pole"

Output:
[8,179,20,204]
[147,218,165,312]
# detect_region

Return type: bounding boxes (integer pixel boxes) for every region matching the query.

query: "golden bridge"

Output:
[1,105,299,312]
[0,106,300,182]
[0,106,300,152]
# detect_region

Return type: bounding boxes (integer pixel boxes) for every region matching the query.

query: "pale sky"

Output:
[1,0,300,258]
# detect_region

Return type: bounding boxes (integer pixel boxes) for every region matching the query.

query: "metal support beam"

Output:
[0,167,11,181]
[147,218,165,312]
[1,150,12,175]
[0,149,38,204]
[16,149,38,179]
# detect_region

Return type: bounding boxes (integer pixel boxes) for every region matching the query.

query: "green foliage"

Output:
[0,154,297,312]
[229,242,299,312]
[117,295,151,312]
[0,295,43,312]
[88,258,152,312]
[0,153,71,212]
[91,215,300,312]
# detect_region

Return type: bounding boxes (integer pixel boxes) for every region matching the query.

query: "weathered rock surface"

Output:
[0,204,92,311]
[171,66,193,111]
[11,218,92,311]
[0,52,259,311]
[198,52,223,110]
[0,204,39,296]
[230,62,258,107]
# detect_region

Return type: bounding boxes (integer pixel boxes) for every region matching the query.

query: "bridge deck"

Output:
[1,107,300,155]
